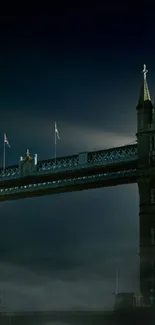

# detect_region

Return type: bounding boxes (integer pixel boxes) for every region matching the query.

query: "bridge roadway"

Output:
[0,308,154,324]
[0,144,138,201]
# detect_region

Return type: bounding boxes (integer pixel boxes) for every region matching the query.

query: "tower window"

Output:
[133,293,143,307]
[151,229,155,245]
[150,189,155,204]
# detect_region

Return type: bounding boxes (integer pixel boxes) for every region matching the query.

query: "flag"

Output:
[4,133,10,147]
[55,122,60,140]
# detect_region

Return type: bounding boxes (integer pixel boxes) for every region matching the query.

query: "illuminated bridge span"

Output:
[1,64,155,308]
[0,144,137,201]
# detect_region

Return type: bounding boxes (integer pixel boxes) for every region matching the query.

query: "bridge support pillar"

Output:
[138,179,155,306]
[137,64,155,306]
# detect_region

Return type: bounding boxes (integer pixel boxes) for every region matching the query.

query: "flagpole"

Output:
[3,133,5,172]
[54,122,56,166]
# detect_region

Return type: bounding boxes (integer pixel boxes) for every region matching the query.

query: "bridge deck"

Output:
[0,144,138,201]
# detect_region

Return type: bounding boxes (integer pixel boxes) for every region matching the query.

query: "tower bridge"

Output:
[0,64,155,314]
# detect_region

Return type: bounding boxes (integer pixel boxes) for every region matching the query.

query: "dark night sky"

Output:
[0,6,154,310]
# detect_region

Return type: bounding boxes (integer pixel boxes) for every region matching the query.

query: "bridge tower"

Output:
[136,64,155,305]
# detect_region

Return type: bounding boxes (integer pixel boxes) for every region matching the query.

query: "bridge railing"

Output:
[0,144,138,181]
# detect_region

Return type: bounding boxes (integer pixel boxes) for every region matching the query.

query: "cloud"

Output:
[0,111,135,160]
[56,123,135,153]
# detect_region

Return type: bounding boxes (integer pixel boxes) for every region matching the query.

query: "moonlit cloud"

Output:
[59,123,135,153]
[0,111,136,162]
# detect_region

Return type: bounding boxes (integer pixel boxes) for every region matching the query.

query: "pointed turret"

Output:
[137,64,153,130]
[138,64,151,104]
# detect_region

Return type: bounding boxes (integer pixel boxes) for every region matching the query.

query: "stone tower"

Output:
[136,64,155,305]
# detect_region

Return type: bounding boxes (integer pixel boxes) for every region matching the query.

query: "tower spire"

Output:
[143,64,151,101]
[138,64,151,103]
